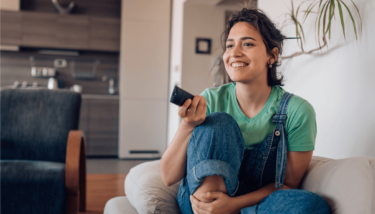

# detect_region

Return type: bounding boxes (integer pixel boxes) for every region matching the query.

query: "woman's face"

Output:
[223,22,274,85]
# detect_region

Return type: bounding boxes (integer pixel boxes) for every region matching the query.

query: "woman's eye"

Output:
[244,43,253,47]
[226,44,233,48]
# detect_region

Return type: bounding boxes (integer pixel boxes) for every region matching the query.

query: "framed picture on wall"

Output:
[195,38,211,54]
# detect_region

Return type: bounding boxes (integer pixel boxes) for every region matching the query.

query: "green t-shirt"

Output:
[200,82,316,152]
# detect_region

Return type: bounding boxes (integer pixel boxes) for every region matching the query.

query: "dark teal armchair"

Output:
[1,88,86,214]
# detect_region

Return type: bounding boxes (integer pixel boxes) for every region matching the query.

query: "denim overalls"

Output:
[177,92,330,214]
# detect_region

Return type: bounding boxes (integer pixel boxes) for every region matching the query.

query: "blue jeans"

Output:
[176,112,330,214]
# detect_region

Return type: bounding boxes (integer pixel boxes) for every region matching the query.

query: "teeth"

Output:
[231,62,247,67]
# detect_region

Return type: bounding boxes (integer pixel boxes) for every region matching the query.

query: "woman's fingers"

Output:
[178,95,206,127]
[187,95,201,116]
[191,195,211,214]
[196,96,206,117]
[178,99,192,118]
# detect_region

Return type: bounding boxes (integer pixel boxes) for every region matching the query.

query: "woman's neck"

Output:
[235,81,272,119]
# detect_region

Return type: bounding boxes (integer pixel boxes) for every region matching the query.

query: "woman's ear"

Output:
[270,47,279,64]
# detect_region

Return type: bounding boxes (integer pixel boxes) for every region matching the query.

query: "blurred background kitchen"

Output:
[0,0,252,174]
[1,0,124,173]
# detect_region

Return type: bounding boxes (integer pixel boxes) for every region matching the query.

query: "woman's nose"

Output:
[230,45,242,57]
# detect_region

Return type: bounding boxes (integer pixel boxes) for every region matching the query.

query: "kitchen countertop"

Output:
[1,86,119,99]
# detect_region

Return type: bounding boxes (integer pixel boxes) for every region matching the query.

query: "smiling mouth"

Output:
[231,62,249,68]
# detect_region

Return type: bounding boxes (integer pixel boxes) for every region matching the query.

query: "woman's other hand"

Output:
[190,192,239,214]
[178,95,207,129]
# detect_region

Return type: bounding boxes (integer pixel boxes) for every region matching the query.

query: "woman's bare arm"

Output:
[160,95,207,186]
[160,121,194,186]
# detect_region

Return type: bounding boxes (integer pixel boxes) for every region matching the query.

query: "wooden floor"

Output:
[79,174,127,214]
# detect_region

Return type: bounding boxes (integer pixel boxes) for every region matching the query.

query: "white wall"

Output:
[259,0,375,159]
[181,2,242,95]
[167,2,244,146]
[167,0,186,148]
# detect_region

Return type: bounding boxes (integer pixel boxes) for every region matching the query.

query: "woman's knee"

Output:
[204,112,239,131]
[189,112,245,152]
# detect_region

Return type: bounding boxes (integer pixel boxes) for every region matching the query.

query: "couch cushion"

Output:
[125,156,375,214]
[300,156,375,214]
[1,160,66,214]
[125,160,181,214]
[104,196,138,214]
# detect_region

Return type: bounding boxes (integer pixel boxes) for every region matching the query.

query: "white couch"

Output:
[104,156,375,214]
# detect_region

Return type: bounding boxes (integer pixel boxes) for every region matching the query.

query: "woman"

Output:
[160,8,330,214]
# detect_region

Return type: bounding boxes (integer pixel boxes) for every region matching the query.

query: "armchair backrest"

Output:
[1,88,81,163]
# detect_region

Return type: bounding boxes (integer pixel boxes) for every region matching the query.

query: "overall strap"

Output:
[271,91,294,188]
[272,92,294,124]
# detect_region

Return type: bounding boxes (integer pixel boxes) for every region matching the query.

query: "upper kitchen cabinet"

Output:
[0,11,22,45]
[21,12,58,48]
[55,15,90,50]
[89,17,120,51]
[0,11,120,52]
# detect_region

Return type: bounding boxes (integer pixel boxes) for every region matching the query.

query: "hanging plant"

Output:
[280,0,363,60]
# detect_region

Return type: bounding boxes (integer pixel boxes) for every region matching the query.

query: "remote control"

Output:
[170,85,195,106]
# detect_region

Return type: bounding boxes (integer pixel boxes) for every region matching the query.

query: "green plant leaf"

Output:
[323,0,330,46]
[296,2,301,17]
[317,1,329,47]
[318,0,324,9]
[317,1,328,37]
[315,0,325,25]
[295,2,303,40]
[328,0,334,39]
[322,1,330,37]
[351,0,362,34]
[337,0,346,40]
[303,0,315,21]
[340,0,358,40]
[298,21,306,43]
[290,0,300,40]
[303,1,319,23]
[292,14,300,39]
[315,0,325,40]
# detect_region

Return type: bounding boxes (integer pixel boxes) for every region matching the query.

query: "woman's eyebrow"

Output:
[227,37,257,42]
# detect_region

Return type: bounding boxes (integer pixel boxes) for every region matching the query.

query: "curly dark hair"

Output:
[222,8,286,86]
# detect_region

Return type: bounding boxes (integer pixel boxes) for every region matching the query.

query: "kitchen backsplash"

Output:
[1,48,119,95]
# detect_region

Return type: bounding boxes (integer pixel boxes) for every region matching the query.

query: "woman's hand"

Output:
[178,95,207,129]
[190,192,239,214]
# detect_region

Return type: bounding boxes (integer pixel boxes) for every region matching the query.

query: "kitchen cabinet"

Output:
[89,17,120,51]
[0,11,22,45]
[0,10,120,52]
[22,12,57,48]
[79,97,119,157]
[56,14,90,49]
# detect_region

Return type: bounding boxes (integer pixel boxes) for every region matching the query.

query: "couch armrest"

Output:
[65,130,86,214]
[300,155,375,214]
